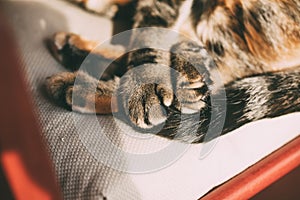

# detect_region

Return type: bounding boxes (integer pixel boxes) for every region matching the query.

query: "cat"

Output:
[46,0,300,143]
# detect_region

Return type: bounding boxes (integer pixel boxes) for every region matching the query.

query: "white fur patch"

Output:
[172,0,194,31]
[171,0,199,41]
[85,0,112,13]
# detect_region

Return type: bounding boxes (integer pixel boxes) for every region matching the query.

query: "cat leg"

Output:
[118,0,208,128]
[50,32,125,71]
[49,0,179,120]
[46,71,119,114]
[116,0,214,128]
[170,41,213,114]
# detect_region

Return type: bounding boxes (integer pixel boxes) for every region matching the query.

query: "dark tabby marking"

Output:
[160,68,300,143]
[46,0,300,143]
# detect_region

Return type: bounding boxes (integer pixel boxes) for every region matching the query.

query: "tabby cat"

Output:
[46,0,300,143]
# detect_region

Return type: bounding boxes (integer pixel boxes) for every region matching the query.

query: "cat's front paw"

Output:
[126,83,174,129]
[118,64,174,129]
[171,41,213,114]
[175,68,210,114]
[48,32,91,70]
[46,71,119,114]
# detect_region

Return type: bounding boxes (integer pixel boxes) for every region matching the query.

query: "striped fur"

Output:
[46,0,300,143]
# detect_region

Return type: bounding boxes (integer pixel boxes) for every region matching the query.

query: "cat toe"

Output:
[156,84,174,107]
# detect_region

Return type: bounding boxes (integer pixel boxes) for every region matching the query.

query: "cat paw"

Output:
[171,41,213,113]
[48,32,91,70]
[49,32,126,77]
[117,63,175,129]
[46,71,119,114]
[45,71,76,106]
[175,70,210,114]
[125,83,173,129]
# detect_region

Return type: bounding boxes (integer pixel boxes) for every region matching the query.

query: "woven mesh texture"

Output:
[2,1,141,199]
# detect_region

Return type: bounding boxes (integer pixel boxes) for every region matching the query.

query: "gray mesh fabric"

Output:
[2,1,141,199]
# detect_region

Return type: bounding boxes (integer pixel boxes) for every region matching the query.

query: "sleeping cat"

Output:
[46,0,300,143]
